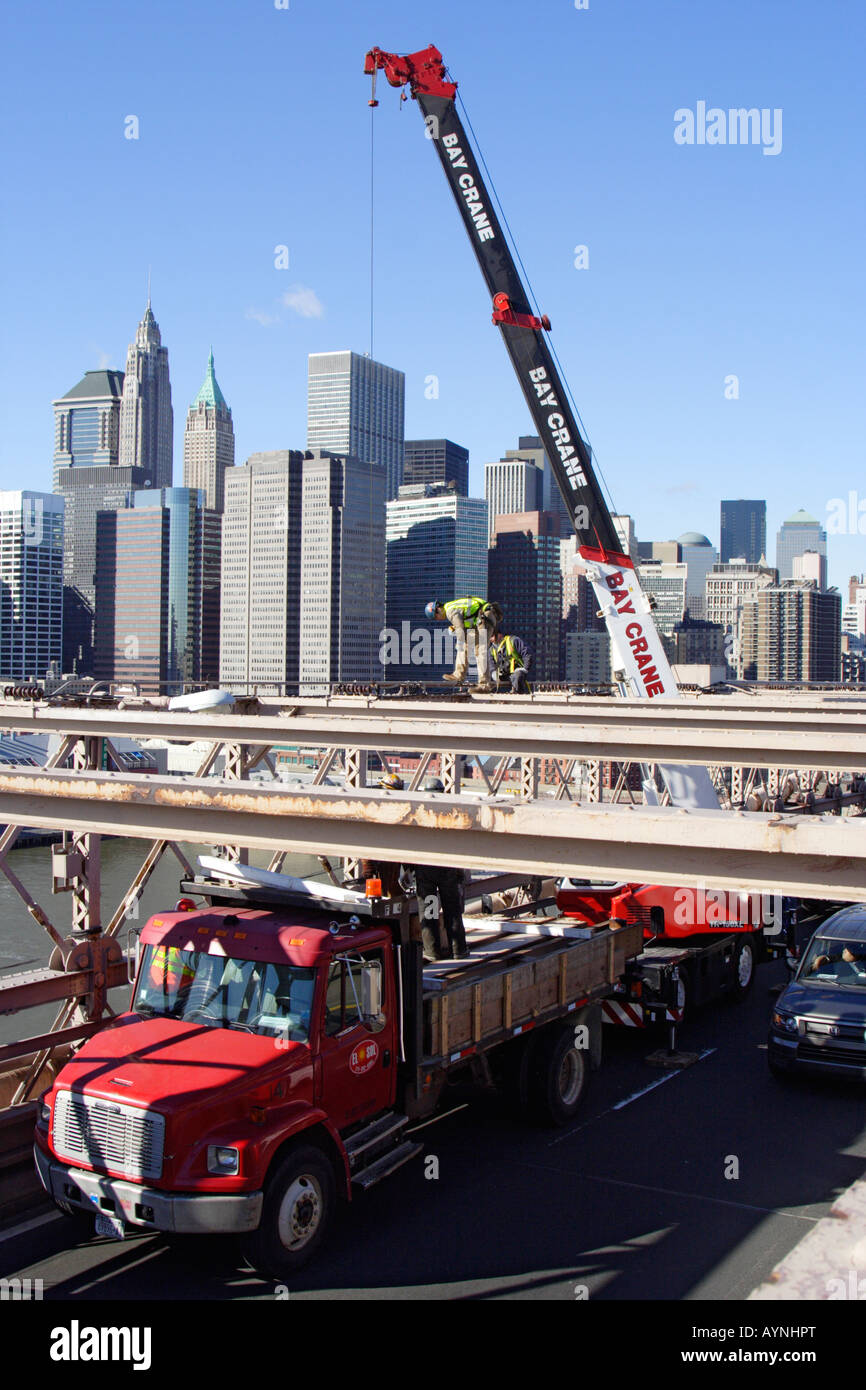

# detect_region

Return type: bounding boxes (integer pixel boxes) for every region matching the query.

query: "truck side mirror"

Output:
[361,960,385,1032]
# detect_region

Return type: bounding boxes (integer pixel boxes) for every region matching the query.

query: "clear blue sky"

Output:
[1,0,863,589]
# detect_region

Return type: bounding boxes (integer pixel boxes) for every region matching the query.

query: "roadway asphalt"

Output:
[2,954,864,1303]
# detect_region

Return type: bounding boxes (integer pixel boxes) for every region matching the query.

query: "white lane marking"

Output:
[0,1209,62,1244]
[611,1049,716,1111]
[548,1047,716,1146]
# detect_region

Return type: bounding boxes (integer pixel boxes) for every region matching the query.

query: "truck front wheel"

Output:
[529,1024,588,1126]
[241,1145,335,1280]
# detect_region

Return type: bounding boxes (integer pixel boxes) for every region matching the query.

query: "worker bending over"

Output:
[491,629,532,694]
[425,597,503,693]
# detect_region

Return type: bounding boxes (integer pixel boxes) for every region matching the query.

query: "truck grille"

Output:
[53,1091,165,1180]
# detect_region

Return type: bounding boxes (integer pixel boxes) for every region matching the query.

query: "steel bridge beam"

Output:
[0,767,862,900]
[2,699,866,771]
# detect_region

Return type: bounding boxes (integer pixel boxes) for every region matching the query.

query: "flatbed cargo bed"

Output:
[420,918,642,1063]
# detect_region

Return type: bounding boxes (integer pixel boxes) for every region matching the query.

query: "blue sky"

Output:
[1,0,863,589]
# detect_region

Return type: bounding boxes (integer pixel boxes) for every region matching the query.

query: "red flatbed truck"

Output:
[34,877,641,1278]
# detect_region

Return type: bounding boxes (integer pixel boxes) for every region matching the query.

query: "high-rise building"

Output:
[843,575,866,639]
[307,351,405,501]
[96,488,218,693]
[299,450,386,691]
[489,511,563,680]
[676,531,718,620]
[776,509,827,581]
[220,451,304,693]
[119,300,174,488]
[638,539,680,564]
[0,491,64,679]
[792,549,828,589]
[57,464,147,673]
[741,581,841,683]
[674,614,727,667]
[705,559,778,677]
[504,436,570,530]
[636,560,688,636]
[484,455,543,545]
[52,369,125,489]
[720,500,766,564]
[385,483,488,682]
[183,351,234,512]
[403,439,469,496]
[564,631,611,685]
[612,515,639,562]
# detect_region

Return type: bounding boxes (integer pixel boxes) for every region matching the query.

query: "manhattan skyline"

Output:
[1,0,863,592]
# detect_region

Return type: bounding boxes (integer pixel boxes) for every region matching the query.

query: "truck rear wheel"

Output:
[731,938,755,1001]
[241,1145,335,1280]
[529,1024,588,1126]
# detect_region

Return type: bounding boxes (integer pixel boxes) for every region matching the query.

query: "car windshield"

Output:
[134,944,316,1041]
[798,938,866,988]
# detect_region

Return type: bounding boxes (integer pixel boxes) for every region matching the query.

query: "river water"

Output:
[0,838,325,1047]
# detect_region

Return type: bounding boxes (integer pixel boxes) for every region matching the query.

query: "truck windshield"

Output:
[798,938,866,988]
[134,944,316,1041]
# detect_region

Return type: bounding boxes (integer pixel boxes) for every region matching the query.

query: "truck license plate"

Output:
[95,1212,126,1240]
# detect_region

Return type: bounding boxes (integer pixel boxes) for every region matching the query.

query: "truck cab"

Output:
[35,898,406,1276]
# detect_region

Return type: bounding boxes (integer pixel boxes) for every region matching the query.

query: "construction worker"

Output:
[413,776,468,961]
[491,629,532,694]
[425,597,503,693]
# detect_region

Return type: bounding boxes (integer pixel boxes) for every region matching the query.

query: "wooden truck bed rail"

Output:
[421,919,642,1063]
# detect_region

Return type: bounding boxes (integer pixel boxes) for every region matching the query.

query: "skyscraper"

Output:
[299,450,386,691]
[96,488,218,693]
[385,483,488,682]
[119,300,173,488]
[484,455,543,545]
[776,509,827,581]
[403,439,469,495]
[636,560,688,636]
[52,369,125,489]
[0,491,64,679]
[720,500,766,564]
[183,351,234,512]
[504,436,570,530]
[307,351,405,501]
[489,511,563,680]
[741,581,841,683]
[57,463,147,673]
[220,451,304,692]
[676,532,718,620]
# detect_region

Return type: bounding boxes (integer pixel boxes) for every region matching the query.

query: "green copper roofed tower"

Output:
[183,349,234,512]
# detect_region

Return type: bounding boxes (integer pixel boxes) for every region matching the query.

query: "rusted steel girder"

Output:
[0,767,862,901]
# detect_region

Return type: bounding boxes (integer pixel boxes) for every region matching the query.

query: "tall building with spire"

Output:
[183,350,234,512]
[119,300,173,488]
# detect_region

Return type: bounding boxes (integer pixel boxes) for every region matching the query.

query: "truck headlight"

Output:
[207,1145,239,1175]
[37,1098,50,1129]
[772,1012,798,1035]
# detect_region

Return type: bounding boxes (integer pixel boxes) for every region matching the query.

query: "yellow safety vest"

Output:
[444,597,486,628]
[493,635,524,673]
